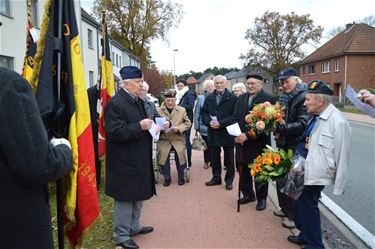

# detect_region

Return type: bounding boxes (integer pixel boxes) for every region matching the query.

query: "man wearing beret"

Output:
[233,74,275,211]
[105,66,156,249]
[287,80,351,249]
[273,67,310,228]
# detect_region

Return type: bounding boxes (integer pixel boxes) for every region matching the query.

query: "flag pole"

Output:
[237,144,243,212]
[55,0,64,247]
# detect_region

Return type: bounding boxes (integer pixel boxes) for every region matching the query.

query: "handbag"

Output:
[192,132,207,151]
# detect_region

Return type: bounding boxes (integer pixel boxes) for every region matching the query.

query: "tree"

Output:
[93,0,184,68]
[326,15,375,39]
[143,65,166,95]
[241,11,323,75]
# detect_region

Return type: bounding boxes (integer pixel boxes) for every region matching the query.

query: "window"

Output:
[116,54,118,66]
[308,64,315,74]
[30,0,38,27]
[334,59,340,71]
[87,29,93,49]
[89,71,94,87]
[119,56,121,67]
[301,66,306,75]
[322,61,330,73]
[112,52,115,62]
[0,0,10,15]
[0,55,14,70]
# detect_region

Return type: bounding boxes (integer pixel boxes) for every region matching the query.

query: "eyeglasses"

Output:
[246,82,258,86]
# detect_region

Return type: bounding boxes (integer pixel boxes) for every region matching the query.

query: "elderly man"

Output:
[157,90,191,186]
[139,81,159,119]
[287,80,351,249]
[201,75,237,190]
[273,67,310,228]
[105,66,156,249]
[233,74,275,211]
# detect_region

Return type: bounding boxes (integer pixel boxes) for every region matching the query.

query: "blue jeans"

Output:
[185,128,192,166]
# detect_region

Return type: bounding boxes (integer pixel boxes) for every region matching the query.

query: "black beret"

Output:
[163,90,176,98]
[246,74,264,81]
[277,67,298,80]
[306,80,333,95]
[119,66,142,80]
[177,79,188,86]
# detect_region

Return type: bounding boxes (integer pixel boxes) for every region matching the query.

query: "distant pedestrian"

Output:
[232,82,246,97]
[287,80,351,249]
[194,79,215,169]
[273,67,310,228]
[139,81,159,119]
[201,75,237,191]
[233,74,275,211]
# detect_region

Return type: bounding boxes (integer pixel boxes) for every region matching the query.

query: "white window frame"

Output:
[334,59,340,71]
[30,0,38,27]
[308,64,315,75]
[322,61,330,73]
[87,29,93,49]
[89,71,94,87]
[0,55,14,70]
[0,0,11,16]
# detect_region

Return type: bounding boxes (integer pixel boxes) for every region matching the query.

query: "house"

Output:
[195,73,214,94]
[0,0,140,88]
[299,23,375,102]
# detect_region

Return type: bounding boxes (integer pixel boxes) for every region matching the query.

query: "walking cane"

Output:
[237,144,243,212]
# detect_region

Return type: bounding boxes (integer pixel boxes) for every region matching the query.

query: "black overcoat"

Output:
[0,67,72,249]
[104,88,156,202]
[201,89,237,147]
[233,89,276,164]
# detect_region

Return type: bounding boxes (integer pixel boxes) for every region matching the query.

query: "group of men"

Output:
[1,63,359,249]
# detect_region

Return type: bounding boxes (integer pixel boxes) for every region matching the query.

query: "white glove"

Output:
[50,138,71,149]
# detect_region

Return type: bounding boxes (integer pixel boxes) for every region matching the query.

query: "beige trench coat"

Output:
[157,103,191,166]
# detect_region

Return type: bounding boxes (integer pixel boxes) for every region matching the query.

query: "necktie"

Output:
[248,95,254,108]
[216,92,222,105]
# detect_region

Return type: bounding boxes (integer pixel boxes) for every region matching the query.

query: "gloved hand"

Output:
[50,138,71,149]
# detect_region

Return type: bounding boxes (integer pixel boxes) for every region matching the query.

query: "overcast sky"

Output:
[81,0,374,75]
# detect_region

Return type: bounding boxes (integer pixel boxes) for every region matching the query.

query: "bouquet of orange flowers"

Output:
[245,101,284,139]
[249,145,293,183]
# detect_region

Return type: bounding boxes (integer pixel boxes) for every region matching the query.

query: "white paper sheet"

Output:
[346,84,375,118]
[148,121,160,141]
[226,123,242,136]
[155,117,167,130]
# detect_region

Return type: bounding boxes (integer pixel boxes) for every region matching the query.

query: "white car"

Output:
[147,93,159,107]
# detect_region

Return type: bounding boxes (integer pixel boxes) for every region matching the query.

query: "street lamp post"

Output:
[173,49,178,88]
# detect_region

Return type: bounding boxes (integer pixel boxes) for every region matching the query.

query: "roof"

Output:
[300,23,375,64]
[229,68,249,79]
[196,73,214,84]
[225,70,238,80]
[81,8,99,28]
[187,76,197,84]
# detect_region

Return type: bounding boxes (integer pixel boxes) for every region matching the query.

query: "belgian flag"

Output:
[98,12,115,159]
[22,0,37,83]
[30,0,101,247]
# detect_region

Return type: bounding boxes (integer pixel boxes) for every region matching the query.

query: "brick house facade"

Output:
[299,24,375,102]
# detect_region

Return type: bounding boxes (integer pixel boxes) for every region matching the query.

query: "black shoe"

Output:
[225,183,233,190]
[287,235,306,245]
[239,196,256,205]
[256,199,267,211]
[163,180,171,186]
[131,226,154,236]
[205,179,221,186]
[116,239,139,249]
[178,179,185,185]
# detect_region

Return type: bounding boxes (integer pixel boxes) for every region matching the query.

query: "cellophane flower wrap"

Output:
[249,145,293,183]
[245,102,284,139]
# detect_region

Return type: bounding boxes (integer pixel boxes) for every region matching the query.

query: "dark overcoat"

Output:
[105,88,156,202]
[233,89,276,164]
[201,89,237,147]
[0,67,72,249]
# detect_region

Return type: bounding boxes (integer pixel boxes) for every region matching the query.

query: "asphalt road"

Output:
[323,121,375,235]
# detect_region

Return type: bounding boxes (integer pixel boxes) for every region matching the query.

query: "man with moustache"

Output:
[233,74,275,211]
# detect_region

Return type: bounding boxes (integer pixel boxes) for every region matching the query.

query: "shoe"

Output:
[287,235,306,245]
[256,199,267,211]
[282,219,296,228]
[163,180,171,186]
[203,163,209,169]
[225,183,233,190]
[178,179,185,185]
[239,196,256,205]
[205,179,221,186]
[273,209,287,217]
[131,226,154,236]
[116,239,139,249]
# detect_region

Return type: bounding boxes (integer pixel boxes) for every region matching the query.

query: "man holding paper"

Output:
[201,75,237,190]
[157,90,191,186]
[233,74,275,211]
